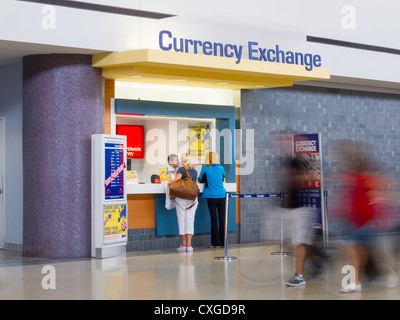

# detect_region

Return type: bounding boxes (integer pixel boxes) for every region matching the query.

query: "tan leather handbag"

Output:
[169,167,199,201]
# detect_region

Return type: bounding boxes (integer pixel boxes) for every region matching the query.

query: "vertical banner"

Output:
[189,124,210,164]
[293,133,324,234]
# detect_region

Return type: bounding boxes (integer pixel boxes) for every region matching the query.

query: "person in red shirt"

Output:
[339,140,397,292]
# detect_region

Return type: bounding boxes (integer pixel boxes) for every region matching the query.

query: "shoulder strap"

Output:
[174,198,198,210]
[183,166,191,179]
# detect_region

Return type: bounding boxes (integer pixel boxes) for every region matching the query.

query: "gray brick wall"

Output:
[240,85,400,242]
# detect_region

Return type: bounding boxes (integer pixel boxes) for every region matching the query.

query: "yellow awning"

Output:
[92,49,330,90]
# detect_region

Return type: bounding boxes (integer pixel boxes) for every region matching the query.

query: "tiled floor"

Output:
[0,241,399,300]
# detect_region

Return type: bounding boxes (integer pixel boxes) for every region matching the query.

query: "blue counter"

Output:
[155,194,236,236]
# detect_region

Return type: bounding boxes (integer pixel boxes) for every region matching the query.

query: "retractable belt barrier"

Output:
[216,190,335,261]
[230,193,280,198]
[214,192,284,262]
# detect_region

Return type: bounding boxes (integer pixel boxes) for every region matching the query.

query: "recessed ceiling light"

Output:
[130,75,142,78]
[175,79,186,81]
[254,85,264,88]
[217,82,228,85]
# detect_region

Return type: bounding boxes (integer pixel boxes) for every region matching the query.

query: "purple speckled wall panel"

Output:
[23,54,104,258]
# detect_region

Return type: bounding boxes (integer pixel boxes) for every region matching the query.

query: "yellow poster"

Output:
[158,167,170,182]
[126,170,138,183]
[103,204,127,244]
[189,124,210,162]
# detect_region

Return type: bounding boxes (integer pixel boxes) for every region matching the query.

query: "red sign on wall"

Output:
[116,125,144,158]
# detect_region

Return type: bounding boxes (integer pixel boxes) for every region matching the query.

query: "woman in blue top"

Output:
[199,152,226,248]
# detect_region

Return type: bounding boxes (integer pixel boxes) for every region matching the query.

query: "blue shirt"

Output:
[199,164,226,198]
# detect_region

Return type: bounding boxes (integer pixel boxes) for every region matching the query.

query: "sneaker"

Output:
[286,274,306,287]
[177,245,187,252]
[340,283,361,293]
[186,246,193,252]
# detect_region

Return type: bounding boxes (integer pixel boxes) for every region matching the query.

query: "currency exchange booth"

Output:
[92,47,329,249]
[112,98,237,237]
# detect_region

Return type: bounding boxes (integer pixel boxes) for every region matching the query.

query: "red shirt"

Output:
[344,173,375,229]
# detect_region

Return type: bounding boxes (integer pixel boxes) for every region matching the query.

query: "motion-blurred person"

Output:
[338,140,398,292]
[363,169,398,288]
[340,161,373,292]
[368,182,398,289]
[338,140,372,292]
[285,158,323,287]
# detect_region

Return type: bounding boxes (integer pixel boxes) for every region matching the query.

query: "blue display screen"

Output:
[104,141,125,201]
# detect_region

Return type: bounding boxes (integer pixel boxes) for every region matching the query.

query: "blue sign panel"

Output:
[293,133,323,235]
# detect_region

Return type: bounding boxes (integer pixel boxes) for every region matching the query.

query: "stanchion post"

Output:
[323,190,336,255]
[215,192,237,261]
[271,191,291,256]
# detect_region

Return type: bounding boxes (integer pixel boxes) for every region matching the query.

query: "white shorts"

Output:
[288,207,316,246]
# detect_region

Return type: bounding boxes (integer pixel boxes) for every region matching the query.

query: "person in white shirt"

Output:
[167,154,180,181]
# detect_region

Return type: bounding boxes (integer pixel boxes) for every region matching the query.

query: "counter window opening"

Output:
[112,99,236,184]
[112,99,237,237]
[111,99,237,236]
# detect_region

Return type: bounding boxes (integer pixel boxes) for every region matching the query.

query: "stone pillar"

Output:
[23,54,104,258]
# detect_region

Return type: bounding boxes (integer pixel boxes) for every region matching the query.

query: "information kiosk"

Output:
[91,134,128,258]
